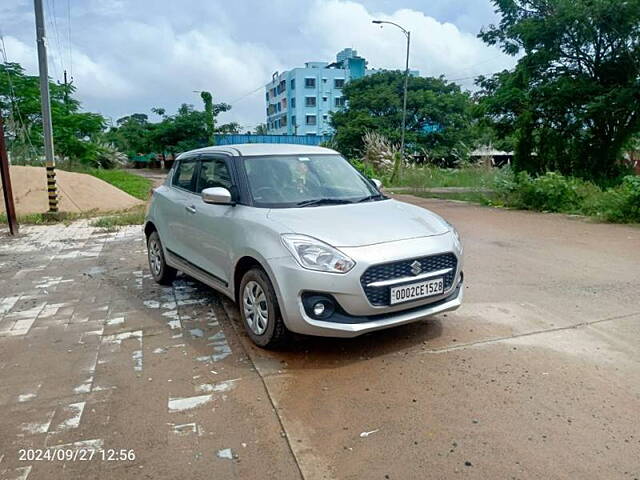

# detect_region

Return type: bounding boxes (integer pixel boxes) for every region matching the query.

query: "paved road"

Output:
[0,197,639,479]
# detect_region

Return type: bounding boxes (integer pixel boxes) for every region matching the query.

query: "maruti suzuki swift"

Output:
[145,144,463,348]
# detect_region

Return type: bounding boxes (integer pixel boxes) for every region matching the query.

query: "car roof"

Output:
[177,143,338,158]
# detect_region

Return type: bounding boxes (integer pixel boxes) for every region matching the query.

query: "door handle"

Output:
[185,205,197,214]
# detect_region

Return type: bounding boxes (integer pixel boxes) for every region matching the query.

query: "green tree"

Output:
[478,0,640,181]
[331,71,476,164]
[253,123,268,135]
[1,62,107,165]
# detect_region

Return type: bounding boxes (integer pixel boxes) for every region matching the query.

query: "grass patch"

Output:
[0,211,91,225]
[388,165,499,189]
[90,208,146,229]
[86,169,153,200]
[405,190,497,205]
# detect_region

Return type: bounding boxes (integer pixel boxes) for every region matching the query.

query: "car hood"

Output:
[267,199,450,247]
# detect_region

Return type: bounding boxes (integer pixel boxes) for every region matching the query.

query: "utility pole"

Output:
[0,111,19,235]
[34,0,59,214]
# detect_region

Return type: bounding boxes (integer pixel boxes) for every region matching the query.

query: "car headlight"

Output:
[447,223,462,251]
[281,234,355,273]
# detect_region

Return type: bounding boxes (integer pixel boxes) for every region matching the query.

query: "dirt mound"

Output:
[0,166,143,215]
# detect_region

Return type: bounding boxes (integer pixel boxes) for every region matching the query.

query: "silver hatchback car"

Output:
[145,144,463,348]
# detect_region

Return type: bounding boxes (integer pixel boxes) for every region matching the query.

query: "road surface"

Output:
[1,196,638,479]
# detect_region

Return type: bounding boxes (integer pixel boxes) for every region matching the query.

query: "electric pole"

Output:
[0,111,19,235]
[34,0,59,213]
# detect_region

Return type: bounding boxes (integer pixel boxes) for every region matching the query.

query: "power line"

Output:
[228,85,265,106]
[0,34,39,158]
[45,0,65,80]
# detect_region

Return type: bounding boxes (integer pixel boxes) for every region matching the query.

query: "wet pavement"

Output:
[1,197,639,479]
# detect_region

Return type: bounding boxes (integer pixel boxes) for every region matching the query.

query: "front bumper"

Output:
[268,233,464,338]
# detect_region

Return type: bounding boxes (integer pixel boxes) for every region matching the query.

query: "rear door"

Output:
[182,154,237,285]
[161,156,200,260]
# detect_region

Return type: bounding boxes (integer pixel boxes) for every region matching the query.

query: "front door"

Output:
[182,155,236,286]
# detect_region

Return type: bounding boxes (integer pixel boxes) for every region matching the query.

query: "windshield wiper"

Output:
[356,193,387,203]
[296,198,354,207]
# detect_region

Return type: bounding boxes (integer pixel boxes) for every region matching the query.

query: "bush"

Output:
[350,159,377,180]
[585,176,640,223]
[495,170,640,223]
[498,171,599,213]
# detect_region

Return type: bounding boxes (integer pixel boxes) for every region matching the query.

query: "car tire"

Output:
[147,231,177,285]
[239,268,288,349]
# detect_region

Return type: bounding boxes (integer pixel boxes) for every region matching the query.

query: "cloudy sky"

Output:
[1,0,514,131]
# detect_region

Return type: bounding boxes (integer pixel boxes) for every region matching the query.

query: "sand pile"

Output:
[0,166,144,215]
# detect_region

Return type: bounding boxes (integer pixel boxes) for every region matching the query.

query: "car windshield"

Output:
[243,154,383,207]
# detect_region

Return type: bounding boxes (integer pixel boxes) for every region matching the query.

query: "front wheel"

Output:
[239,268,288,348]
[147,231,177,285]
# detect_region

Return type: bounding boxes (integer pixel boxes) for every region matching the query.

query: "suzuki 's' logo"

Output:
[410,260,422,276]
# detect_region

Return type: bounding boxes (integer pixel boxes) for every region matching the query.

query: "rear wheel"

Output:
[239,268,288,348]
[147,231,176,285]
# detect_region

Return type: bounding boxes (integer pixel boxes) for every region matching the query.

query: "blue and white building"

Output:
[264,48,370,136]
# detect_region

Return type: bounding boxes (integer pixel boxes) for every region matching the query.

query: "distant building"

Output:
[264,48,419,136]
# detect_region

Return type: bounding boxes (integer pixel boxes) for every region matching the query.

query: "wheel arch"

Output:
[233,254,283,306]
[144,221,157,239]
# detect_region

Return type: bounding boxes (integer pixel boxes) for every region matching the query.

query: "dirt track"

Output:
[1,196,639,479]
[0,166,143,215]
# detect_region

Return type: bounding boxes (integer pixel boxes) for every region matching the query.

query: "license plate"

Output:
[389,277,444,305]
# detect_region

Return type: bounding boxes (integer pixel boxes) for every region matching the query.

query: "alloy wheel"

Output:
[148,238,162,276]
[242,281,269,335]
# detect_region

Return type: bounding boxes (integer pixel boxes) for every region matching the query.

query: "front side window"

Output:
[305,77,316,88]
[173,160,198,192]
[334,78,345,88]
[197,158,232,192]
[306,115,316,125]
[305,96,316,107]
[243,155,380,207]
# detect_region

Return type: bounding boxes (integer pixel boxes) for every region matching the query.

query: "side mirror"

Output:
[202,187,234,205]
[371,178,383,190]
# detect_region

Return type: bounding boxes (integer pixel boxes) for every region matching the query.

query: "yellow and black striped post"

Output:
[45,164,58,213]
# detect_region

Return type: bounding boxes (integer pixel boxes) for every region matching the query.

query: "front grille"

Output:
[360,253,458,306]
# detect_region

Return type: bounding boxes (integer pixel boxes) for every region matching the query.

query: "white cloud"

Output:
[1,0,514,129]
[304,0,512,86]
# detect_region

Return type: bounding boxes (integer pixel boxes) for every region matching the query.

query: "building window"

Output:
[291,115,296,126]
[322,96,327,102]
[335,97,345,107]
[305,77,316,88]
[290,79,295,90]
[306,115,316,125]
[265,92,269,101]
[323,114,328,120]
[281,115,287,127]
[334,78,345,88]
[322,78,327,83]
[282,98,287,109]
[291,97,296,108]
[305,96,316,107]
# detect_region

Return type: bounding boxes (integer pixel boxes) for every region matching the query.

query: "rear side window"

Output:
[173,160,197,192]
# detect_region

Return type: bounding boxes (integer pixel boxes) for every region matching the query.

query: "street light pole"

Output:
[372,20,411,182]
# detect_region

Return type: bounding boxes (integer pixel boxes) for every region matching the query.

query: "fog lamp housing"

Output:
[302,293,336,320]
